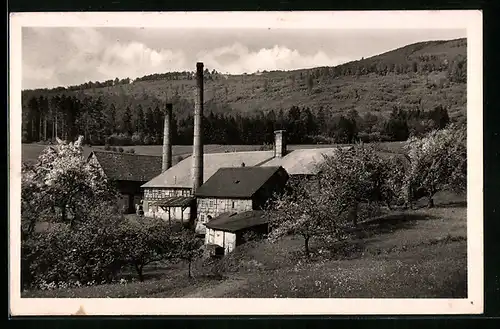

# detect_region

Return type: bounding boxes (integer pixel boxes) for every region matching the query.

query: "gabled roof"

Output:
[89,150,162,182]
[142,150,275,189]
[141,147,351,189]
[194,166,287,198]
[204,210,268,232]
[260,147,341,175]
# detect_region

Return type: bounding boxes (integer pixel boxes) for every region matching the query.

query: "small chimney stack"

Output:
[192,62,204,194]
[274,130,287,158]
[162,103,173,172]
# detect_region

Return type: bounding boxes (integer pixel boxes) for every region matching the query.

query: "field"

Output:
[21,141,407,164]
[22,191,467,299]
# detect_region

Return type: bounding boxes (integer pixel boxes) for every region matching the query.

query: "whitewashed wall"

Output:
[205,227,237,254]
[143,187,191,222]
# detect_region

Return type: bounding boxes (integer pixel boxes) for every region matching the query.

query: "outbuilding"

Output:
[204,210,269,255]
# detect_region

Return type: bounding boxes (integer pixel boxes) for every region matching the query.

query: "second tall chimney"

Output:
[192,62,204,193]
[162,103,173,172]
[274,130,287,158]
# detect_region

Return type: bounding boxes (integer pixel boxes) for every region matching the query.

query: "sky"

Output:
[22,27,466,90]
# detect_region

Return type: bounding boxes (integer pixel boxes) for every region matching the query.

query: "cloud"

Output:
[22,27,465,89]
[98,42,187,78]
[197,43,352,74]
[22,63,58,90]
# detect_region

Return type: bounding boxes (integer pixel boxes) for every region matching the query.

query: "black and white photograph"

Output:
[9,11,483,315]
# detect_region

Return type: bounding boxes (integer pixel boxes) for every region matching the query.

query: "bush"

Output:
[143,135,153,145]
[22,131,30,143]
[21,216,125,289]
[118,147,124,153]
[131,133,144,146]
[112,147,118,152]
[107,133,133,146]
[104,144,112,151]
[21,215,179,288]
[128,148,136,154]
[242,230,263,243]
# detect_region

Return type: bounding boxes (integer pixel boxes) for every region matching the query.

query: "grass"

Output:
[23,192,467,299]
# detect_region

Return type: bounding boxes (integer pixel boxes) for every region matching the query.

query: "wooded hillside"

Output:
[21,38,466,146]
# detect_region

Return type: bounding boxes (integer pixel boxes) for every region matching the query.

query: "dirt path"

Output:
[181,277,248,298]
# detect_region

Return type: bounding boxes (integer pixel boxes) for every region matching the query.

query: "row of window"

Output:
[144,188,190,199]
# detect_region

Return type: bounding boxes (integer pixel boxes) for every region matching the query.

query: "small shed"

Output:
[204,210,269,255]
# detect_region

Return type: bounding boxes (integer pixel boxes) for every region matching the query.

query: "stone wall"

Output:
[195,197,253,234]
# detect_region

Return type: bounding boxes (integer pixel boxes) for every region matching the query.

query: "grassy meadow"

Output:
[22,191,467,299]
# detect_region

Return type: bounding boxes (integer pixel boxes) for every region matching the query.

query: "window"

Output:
[209,199,214,207]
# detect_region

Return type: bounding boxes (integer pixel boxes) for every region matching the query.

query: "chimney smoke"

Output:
[192,62,204,193]
[162,103,173,172]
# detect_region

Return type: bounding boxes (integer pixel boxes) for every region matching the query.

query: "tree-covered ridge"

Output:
[21,38,466,146]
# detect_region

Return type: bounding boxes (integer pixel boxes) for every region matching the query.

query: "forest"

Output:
[21,38,467,146]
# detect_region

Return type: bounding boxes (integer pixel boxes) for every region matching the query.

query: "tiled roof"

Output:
[141,147,350,189]
[90,150,162,182]
[261,148,342,175]
[194,166,287,198]
[142,150,275,188]
[204,210,268,232]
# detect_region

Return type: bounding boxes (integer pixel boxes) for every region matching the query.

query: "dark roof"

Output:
[194,166,287,198]
[90,151,162,182]
[204,210,268,232]
[148,196,195,208]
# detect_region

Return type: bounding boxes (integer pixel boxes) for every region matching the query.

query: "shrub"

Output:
[242,230,263,243]
[128,148,136,154]
[104,144,112,151]
[112,147,118,152]
[143,135,153,145]
[21,213,125,288]
[22,131,30,143]
[131,133,144,146]
[107,133,133,146]
[118,147,124,153]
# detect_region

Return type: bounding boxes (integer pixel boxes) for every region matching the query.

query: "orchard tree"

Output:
[172,229,204,278]
[116,219,175,281]
[21,136,119,233]
[404,124,466,208]
[265,178,344,258]
[318,145,400,227]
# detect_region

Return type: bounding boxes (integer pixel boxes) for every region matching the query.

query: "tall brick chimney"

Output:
[274,130,286,158]
[192,62,204,194]
[162,103,173,172]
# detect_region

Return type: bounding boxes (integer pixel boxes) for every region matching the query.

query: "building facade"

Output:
[204,210,269,255]
[87,151,162,213]
[194,166,289,235]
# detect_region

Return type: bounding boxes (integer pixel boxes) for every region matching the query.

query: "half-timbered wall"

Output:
[195,197,253,234]
[143,187,192,221]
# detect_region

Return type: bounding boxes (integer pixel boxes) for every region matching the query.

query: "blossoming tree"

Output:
[21,136,119,235]
[404,124,467,207]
